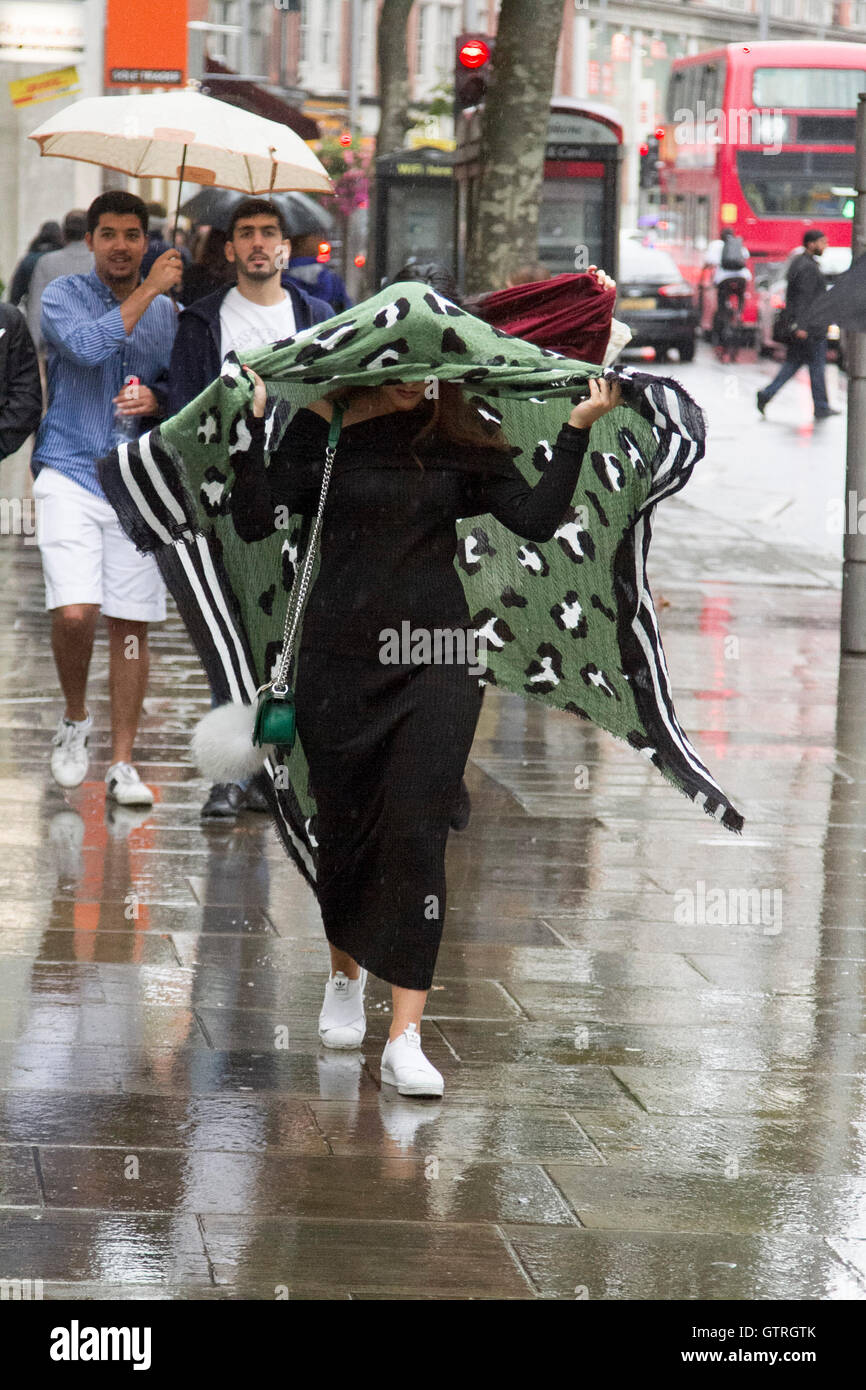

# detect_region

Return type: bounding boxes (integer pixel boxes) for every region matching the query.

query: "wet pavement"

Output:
[1,344,865,1300]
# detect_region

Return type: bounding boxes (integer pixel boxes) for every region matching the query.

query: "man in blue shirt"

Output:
[32,190,181,806]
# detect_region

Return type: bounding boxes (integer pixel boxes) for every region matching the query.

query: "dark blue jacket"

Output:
[282,256,353,313]
[166,281,331,418]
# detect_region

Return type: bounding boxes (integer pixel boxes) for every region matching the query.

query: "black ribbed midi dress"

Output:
[231,401,590,989]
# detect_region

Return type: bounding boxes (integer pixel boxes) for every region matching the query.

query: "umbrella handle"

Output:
[169,143,188,306]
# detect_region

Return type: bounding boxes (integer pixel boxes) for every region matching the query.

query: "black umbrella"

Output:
[804,250,866,331]
[180,188,333,238]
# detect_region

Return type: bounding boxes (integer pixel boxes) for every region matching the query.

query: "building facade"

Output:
[0,0,103,294]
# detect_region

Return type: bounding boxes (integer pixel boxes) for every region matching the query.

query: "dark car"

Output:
[616,238,698,362]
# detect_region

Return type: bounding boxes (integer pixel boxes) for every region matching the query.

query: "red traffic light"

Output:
[338,131,352,147]
[458,38,491,68]
[639,143,649,157]
[654,126,665,140]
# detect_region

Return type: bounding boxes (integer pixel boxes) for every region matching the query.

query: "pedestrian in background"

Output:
[179,226,234,306]
[388,259,461,303]
[166,196,332,821]
[0,302,42,462]
[26,210,92,353]
[757,229,840,421]
[140,201,169,276]
[140,203,191,277]
[704,228,751,338]
[284,231,352,312]
[7,221,63,307]
[506,262,552,287]
[32,190,182,804]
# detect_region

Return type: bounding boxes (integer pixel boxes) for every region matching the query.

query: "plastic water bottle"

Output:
[113,374,141,447]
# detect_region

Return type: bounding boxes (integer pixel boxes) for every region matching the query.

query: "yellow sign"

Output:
[9,65,80,108]
[408,134,456,151]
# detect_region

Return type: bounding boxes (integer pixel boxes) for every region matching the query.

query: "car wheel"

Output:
[676,338,696,363]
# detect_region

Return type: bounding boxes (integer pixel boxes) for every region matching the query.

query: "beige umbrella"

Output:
[28,86,332,235]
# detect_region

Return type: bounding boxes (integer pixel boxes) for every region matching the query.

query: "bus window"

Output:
[737,149,854,216]
[695,195,709,251]
[753,66,866,108]
[681,63,700,119]
[667,67,686,122]
[704,61,724,113]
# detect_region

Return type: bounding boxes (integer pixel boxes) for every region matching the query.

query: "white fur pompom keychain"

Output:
[191,701,273,782]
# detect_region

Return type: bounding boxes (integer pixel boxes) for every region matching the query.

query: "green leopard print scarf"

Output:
[100,281,742,885]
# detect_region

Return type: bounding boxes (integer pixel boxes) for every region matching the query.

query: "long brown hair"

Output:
[326,380,511,464]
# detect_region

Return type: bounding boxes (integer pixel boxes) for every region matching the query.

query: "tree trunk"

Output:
[464,0,563,295]
[376,0,415,157]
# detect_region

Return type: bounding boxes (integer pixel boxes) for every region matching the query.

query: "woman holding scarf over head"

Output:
[100,277,742,1102]
[232,364,620,1096]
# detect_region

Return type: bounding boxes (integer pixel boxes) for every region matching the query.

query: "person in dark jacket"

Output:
[757,229,840,420]
[179,227,234,306]
[166,199,331,420]
[0,304,43,461]
[283,232,352,313]
[167,197,332,819]
[8,222,64,307]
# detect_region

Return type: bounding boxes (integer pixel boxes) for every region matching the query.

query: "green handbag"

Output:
[252,403,344,751]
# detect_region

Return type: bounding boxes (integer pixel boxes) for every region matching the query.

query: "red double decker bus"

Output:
[654,40,864,337]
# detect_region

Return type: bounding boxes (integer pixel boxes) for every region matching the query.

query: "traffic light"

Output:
[454,33,495,118]
[639,135,662,189]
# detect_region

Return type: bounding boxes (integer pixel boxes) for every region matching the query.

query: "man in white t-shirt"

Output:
[219,281,297,357]
[167,197,331,418]
[167,198,332,818]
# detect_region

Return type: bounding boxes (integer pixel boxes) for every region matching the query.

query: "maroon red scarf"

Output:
[470,271,615,363]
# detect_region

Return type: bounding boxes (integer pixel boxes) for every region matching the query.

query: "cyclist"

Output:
[704,229,752,347]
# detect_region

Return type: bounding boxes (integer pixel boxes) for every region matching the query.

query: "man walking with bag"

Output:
[757,229,840,421]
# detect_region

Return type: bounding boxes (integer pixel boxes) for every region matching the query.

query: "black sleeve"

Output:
[166,312,210,418]
[786,258,818,329]
[229,411,322,542]
[0,313,43,461]
[466,424,591,541]
[7,258,32,308]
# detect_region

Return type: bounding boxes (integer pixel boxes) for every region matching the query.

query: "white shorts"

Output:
[31,466,166,622]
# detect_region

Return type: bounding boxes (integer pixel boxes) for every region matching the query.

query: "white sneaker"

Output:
[318,969,367,1049]
[105,762,154,807]
[50,713,92,788]
[380,1023,444,1097]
